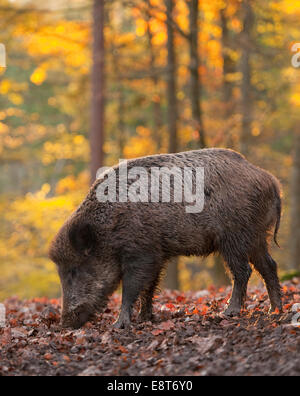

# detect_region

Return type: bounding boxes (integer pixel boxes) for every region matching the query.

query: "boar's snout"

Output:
[61,305,92,329]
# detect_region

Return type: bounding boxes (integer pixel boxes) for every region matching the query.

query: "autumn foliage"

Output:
[0,0,300,298]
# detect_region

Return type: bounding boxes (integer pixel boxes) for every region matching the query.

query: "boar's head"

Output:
[49,218,121,329]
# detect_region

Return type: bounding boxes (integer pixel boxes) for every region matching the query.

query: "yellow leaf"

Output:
[30,67,47,85]
[8,93,23,105]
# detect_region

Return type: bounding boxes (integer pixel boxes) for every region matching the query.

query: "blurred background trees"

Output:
[0,0,299,299]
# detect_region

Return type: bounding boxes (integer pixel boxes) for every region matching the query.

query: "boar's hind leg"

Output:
[250,248,282,313]
[222,252,252,317]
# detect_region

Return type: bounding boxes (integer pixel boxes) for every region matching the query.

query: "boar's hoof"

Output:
[268,306,283,315]
[113,317,131,329]
[222,306,241,317]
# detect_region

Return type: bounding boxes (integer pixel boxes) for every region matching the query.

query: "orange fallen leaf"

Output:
[118,345,128,354]
[159,320,175,331]
[151,329,164,336]
[166,303,175,310]
[200,305,209,315]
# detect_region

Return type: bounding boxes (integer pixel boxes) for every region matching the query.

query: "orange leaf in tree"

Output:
[44,353,53,360]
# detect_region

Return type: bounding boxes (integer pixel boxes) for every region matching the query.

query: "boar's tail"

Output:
[273,184,282,248]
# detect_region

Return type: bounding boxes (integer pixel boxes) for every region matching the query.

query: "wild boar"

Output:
[49,148,282,329]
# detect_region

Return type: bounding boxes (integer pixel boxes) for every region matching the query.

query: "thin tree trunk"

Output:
[112,44,126,158]
[220,5,236,149]
[145,0,163,151]
[240,0,254,157]
[166,0,178,155]
[90,0,105,184]
[291,133,300,271]
[188,0,206,149]
[165,0,179,290]
[117,88,126,158]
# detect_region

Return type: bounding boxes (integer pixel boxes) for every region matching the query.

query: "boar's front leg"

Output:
[114,273,140,329]
[114,254,159,329]
[139,277,160,322]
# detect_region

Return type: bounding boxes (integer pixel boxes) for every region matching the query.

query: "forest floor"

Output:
[1,280,300,376]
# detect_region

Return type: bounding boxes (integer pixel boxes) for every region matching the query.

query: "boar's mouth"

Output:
[62,298,109,329]
[62,307,93,329]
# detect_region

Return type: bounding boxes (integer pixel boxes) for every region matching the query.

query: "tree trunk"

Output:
[112,44,126,158]
[145,0,163,151]
[220,5,236,149]
[188,0,206,149]
[90,0,105,184]
[291,133,300,271]
[117,88,126,158]
[166,0,178,155]
[240,0,254,157]
[165,0,179,290]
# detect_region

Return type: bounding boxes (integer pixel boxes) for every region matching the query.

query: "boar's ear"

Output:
[68,222,97,256]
